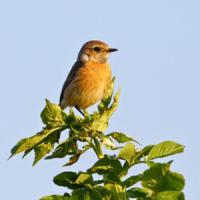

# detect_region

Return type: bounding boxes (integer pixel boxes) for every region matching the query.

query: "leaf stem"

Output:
[85,137,103,159]
[92,137,104,159]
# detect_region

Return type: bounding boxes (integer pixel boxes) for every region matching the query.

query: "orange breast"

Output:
[64,62,112,109]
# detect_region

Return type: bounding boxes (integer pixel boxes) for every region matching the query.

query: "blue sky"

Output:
[1,0,200,199]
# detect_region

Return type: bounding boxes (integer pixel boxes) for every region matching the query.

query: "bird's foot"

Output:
[75,106,85,117]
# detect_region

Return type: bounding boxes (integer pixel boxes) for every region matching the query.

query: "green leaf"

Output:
[71,188,102,200]
[165,172,185,191]
[64,109,86,133]
[62,144,91,166]
[22,148,33,158]
[107,132,138,144]
[63,153,81,166]
[98,77,115,113]
[105,171,121,183]
[33,133,60,165]
[118,142,135,164]
[142,162,171,192]
[108,89,120,117]
[75,173,93,185]
[39,195,69,200]
[142,162,185,193]
[89,165,113,174]
[10,127,61,156]
[93,186,111,200]
[127,187,149,198]
[9,138,27,158]
[87,189,103,200]
[46,139,78,159]
[92,137,104,159]
[134,145,154,161]
[142,162,170,180]
[148,141,185,160]
[104,183,127,200]
[89,89,120,132]
[155,191,185,200]
[53,172,80,189]
[88,155,122,175]
[41,99,66,128]
[33,142,52,165]
[77,88,120,134]
[123,174,142,188]
[70,189,87,200]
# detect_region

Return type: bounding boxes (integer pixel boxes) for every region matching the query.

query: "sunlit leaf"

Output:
[33,133,60,165]
[148,141,185,160]
[118,142,135,164]
[88,155,122,175]
[98,77,115,113]
[75,173,93,185]
[10,127,61,157]
[104,183,126,200]
[107,132,139,144]
[155,191,185,200]
[89,89,120,133]
[41,99,66,128]
[33,142,52,165]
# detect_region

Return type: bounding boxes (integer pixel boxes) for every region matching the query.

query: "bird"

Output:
[59,40,118,115]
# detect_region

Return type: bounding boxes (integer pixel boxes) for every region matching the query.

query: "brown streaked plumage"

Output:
[59,40,117,112]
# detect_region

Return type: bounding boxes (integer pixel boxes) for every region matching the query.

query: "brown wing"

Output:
[59,60,84,105]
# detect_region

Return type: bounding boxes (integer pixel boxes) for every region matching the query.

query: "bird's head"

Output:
[77,40,118,64]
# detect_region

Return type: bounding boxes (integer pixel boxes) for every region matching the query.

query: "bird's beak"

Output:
[107,48,118,53]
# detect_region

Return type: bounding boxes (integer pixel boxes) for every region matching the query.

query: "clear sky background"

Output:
[1,0,199,199]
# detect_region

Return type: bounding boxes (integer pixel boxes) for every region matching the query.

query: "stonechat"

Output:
[59,40,118,114]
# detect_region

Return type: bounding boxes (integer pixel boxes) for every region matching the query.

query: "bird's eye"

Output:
[93,46,101,52]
